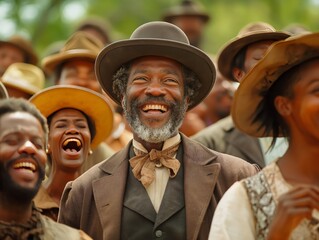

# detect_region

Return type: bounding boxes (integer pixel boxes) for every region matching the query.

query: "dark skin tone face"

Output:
[267,59,319,239]
[0,112,46,223]
[124,56,186,151]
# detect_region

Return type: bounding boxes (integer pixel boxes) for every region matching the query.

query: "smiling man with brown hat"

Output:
[192,22,290,168]
[0,34,38,77]
[58,21,257,240]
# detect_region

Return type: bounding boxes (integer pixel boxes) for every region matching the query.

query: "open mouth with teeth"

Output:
[142,104,168,113]
[12,162,37,172]
[62,138,82,153]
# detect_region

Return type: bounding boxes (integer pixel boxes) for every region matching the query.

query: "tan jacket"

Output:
[58,134,258,240]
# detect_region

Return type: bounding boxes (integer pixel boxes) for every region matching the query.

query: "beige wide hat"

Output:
[29,85,114,149]
[1,63,45,94]
[95,21,216,110]
[42,31,104,74]
[0,82,8,99]
[231,32,319,137]
[162,0,210,23]
[218,22,290,81]
[0,35,38,65]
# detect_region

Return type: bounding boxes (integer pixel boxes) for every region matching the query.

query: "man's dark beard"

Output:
[0,154,45,204]
[123,95,188,143]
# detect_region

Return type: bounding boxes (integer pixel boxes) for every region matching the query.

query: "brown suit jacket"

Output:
[58,134,258,240]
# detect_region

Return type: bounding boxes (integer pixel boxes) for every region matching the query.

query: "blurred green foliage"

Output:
[1,0,318,59]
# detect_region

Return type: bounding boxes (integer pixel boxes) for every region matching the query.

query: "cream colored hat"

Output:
[1,63,44,94]
[42,32,104,74]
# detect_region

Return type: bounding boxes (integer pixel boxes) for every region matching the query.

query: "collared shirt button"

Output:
[155,230,162,237]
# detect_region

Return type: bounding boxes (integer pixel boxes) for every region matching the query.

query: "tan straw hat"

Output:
[0,82,8,99]
[231,32,319,137]
[1,63,44,94]
[29,85,114,149]
[162,0,210,23]
[42,32,104,74]
[0,35,38,65]
[95,21,216,110]
[218,22,290,81]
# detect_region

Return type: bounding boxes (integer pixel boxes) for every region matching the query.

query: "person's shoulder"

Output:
[40,214,92,239]
[191,116,235,148]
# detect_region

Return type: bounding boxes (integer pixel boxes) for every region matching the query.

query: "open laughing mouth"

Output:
[62,138,82,153]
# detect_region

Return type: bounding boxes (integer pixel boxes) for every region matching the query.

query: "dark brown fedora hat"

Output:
[162,0,210,23]
[218,22,290,81]
[0,35,38,65]
[95,21,216,110]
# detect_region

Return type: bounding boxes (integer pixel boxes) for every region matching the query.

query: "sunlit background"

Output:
[1,0,319,56]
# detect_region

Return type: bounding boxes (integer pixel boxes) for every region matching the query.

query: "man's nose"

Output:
[145,81,165,96]
[18,140,37,155]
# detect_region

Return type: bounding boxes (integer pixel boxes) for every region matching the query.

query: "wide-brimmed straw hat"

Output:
[1,63,45,95]
[29,85,113,149]
[0,82,8,99]
[42,32,104,74]
[95,21,216,110]
[218,22,290,81]
[231,32,318,137]
[0,35,38,65]
[162,0,210,23]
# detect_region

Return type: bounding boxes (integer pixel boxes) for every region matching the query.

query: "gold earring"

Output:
[89,150,93,155]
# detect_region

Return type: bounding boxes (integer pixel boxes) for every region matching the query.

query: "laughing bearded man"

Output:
[0,98,92,239]
[58,21,258,240]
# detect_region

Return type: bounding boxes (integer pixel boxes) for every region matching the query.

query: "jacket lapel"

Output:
[92,143,130,240]
[182,135,221,240]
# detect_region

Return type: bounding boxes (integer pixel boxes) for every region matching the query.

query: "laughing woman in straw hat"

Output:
[30,85,113,221]
[209,32,319,239]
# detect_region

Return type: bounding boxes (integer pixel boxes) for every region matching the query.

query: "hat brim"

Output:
[42,50,97,74]
[95,39,215,110]
[231,32,319,137]
[218,31,290,81]
[0,82,8,99]
[29,85,113,149]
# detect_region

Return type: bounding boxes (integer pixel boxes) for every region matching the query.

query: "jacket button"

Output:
[155,230,162,237]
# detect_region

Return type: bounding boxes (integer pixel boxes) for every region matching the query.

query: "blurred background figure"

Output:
[162,0,210,48]
[282,23,312,35]
[0,35,38,76]
[31,85,113,221]
[202,68,235,126]
[192,22,290,169]
[0,62,44,99]
[74,16,113,45]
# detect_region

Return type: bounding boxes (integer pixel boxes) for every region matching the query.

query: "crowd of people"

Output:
[0,0,318,239]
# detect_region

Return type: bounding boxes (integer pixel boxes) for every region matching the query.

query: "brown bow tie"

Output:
[129,143,180,188]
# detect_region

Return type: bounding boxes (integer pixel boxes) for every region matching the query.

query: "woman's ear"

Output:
[274,96,292,116]
[232,68,245,82]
